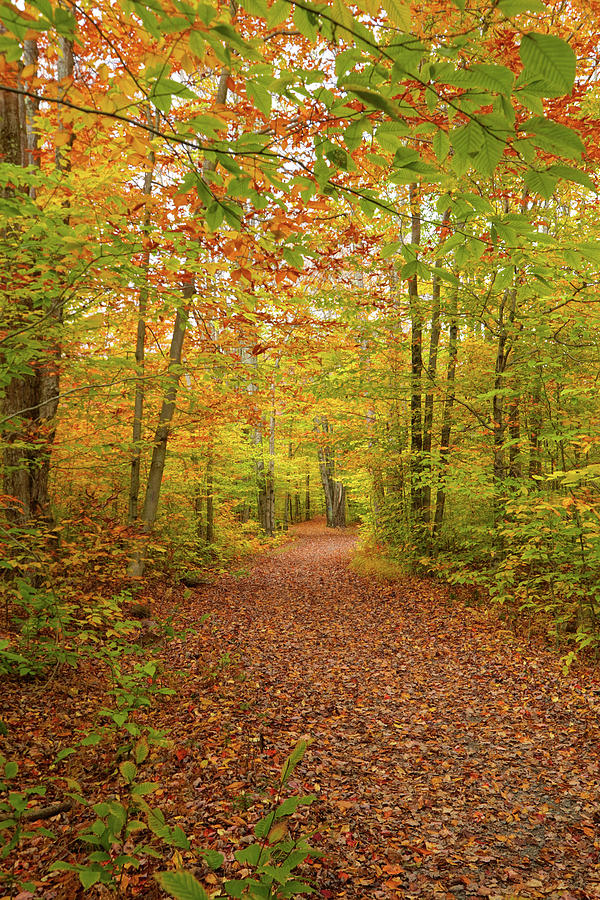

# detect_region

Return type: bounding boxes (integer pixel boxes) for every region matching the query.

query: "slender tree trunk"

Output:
[528,373,542,480]
[408,183,423,526]
[508,396,521,478]
[315,417,346,527]
[433,294,459,540]
[422,210,450,525]
[283,439,292,531]
[492,288,517,528]
[128,120,156,523]
[305,471,310,521]
[205,447,214,544]
[422,272,441,525]
[128,281,191,576]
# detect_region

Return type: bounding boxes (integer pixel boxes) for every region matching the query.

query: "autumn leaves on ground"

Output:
[3,520,599,900]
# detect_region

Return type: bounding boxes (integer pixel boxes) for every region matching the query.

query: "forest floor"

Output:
[4,518,600,899]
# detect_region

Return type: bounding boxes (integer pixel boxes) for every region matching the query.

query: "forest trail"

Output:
[160,519,600,900]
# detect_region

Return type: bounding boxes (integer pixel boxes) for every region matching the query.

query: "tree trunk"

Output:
[422,210,450,525]
[128,281,191,576]
[433,293,459,540]
[528,373,542,480]
[492,287,517,527]
[205,448,214,544]
[508,396,521,479]
[128,109,158,524]
[315,417,346,528]
[408,183,424,526]
[305,471,310,521]
[1,41,72,528]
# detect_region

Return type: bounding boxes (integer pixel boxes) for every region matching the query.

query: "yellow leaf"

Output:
[54,131,71,147]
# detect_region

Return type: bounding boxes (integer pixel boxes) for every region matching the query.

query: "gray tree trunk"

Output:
[408,183,424,526]
[315,417,346,528]
[129,110,157,523]
[128,282,191,576]
[433,293,459,540]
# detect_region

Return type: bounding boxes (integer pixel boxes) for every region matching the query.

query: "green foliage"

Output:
[0,756,50,894]
[156,740,320,900]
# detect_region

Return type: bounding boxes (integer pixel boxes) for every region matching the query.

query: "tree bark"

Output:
[128,111,157,523]
[433,293,459,540]
[408,183,424,526]
[315,417,346,527]
[422,209,450,524]
[492,287,517,527]
[305,471,310,521]
[205,447,214,543]
[1,41,72,528]
[128,281,191,576]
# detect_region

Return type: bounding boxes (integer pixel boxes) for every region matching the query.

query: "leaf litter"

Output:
[3,519,600,899]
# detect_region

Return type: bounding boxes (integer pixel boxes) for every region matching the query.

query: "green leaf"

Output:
[275,793,317,817]
[49,860,77,872]
[119,761,137,784]
[443,64,514,96]
[281,738,310,786]
[79,867,102,889]
[293,4,319,41]
[519,32,576,97]
[254,810,276,839]
[382,0,411,30]
[266,0,289,27]
[241,0,267,15]
[499,0,545,16]
[436,233,463,257]
[155,870,209,900]
[546,164,595,192]
[520,117,584,160]
[135,737,150,764]
[246,80,272,117]
[381,240,401,259]
[131,781,159,797]
[433,130,449,163]
[4,761,17,779]
[341,83,401,119]
[234,843,264,865]
[472,130,504,175]
[449,121,483,158]
[197,848,225,869]
[524,167,558,199]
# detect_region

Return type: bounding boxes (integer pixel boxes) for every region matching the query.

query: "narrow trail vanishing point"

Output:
[157,518,600,900]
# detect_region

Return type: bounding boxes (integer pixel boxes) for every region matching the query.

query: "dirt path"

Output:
[162,519,600,900]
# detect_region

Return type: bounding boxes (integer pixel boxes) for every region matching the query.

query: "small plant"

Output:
[0,755,53,895]
[156,738,321,900]
[49,739,182,890]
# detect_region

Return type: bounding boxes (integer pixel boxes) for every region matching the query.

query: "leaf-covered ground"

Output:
[4,519,600,898]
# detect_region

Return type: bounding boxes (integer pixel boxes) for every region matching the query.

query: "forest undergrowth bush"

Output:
[361,485,600,670]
